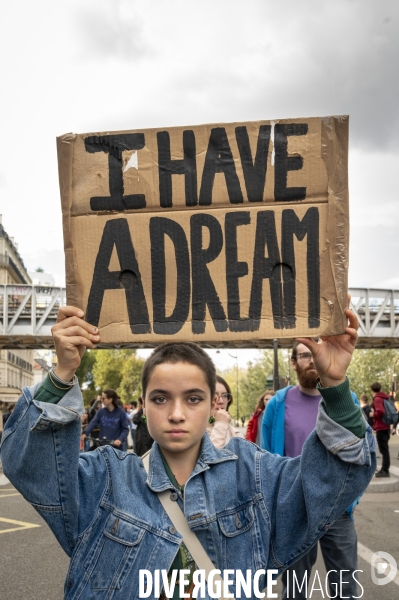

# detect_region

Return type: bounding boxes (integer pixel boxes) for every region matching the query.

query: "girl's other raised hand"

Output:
[296,296,358,388]
[51,306,100,382]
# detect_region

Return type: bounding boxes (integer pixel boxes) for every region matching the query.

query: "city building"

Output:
[28,270,55,287]
[33,357,50,386]
[0,215,34,402]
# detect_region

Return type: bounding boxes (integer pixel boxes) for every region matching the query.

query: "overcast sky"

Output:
[1,1,398,367]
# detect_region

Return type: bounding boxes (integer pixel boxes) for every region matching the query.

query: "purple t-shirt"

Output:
[284,386,322,458]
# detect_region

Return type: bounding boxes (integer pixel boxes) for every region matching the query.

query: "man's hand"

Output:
[113,440,122,447]
[51,306,100,381]
[296,297,358,388]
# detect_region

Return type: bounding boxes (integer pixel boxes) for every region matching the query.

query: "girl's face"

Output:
[144,361,212,458]
[214,381,230,411]
[263,394,273,408]
[102,394,113,408]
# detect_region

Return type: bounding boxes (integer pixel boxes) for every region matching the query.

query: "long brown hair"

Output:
[256,389,275,410]
[103,389,120,410]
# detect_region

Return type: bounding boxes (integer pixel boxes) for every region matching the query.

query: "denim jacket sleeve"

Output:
[0,384,108,557]
[259,402,376,570]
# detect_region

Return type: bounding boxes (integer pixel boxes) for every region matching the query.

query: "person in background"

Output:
[207,375,244,448]
[133,396,154,456]
[128,400,138,452]
[370,381,391,477]
[80,412,89,451]
[0,401,3,443]
[245,389,275,444]
[87,397,101,422]
[2,403,16,427]
[81,389,129,451]
[359,393,373,428]
[262,342,362,600]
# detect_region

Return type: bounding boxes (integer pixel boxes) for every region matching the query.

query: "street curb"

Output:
[365,464,399,493]
[365,476,399,493]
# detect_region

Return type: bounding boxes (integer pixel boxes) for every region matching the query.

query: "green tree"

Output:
[218,366,248,423]
[92,349,124,392]
[119,352,145,403]
[75,349,97,405]
[222,349,297,422]
[92,349,144,404]
[347,348,398,397]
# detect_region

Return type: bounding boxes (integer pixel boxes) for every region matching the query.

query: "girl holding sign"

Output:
[1,305,375,599]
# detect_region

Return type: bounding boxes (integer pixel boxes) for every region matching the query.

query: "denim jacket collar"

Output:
[145,434,238,493]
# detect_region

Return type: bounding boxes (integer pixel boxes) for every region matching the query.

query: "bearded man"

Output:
[261,341,363,600]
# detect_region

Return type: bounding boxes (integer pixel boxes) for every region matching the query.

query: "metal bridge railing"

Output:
[350,289,399,345]
[0,285,398,348]
[0,285,66,347]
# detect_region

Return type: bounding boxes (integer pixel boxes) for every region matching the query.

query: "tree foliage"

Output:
[75,350,97,404]
[347,348,399,397]
[221,350,298,421]
[92,349,144,403]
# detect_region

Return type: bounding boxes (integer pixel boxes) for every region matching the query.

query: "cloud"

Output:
[73,0,154,61]
[82,0,399,151]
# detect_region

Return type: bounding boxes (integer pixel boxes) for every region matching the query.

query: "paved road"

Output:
[1,436,398,599]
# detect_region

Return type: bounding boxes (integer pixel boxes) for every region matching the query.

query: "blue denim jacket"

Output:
[1,383,375,600]
[261,386,362,519]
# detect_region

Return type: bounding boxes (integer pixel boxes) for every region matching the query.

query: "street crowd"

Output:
[1,305,398,599]
[71,343,399,599]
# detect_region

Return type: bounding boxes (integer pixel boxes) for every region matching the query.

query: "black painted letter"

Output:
[199,128,243,205]
[150,217,190,335]
[85,134,146,211]
[249,211,283,329]
[281,207,320,328]
[157,130,197,208]
[274,123,308,201]
[191,214,227,334]
[86,219,151,334]
[235,125,271,202]
[225,212,251,331]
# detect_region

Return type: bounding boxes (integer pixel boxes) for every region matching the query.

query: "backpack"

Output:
[382,399,399,426]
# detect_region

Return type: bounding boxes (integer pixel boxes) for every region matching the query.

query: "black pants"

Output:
[281,511,359,599]
[376,429,390,472]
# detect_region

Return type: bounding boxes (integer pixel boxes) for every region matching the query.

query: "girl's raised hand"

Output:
[51,306,100,381]
[296,297,358,388]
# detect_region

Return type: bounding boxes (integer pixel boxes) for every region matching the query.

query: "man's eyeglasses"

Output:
[216,393,232,402]
[295,352,314,361]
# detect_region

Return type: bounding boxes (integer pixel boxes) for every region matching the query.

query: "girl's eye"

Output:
[187,396,202,404]
[152,396,168,404]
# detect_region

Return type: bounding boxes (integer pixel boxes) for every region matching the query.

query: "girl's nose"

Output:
[169,400,185,421]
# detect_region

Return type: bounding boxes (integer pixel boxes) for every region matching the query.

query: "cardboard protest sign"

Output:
[57,116,349,346]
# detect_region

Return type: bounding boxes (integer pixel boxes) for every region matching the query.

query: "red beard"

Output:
[296,363,319,389]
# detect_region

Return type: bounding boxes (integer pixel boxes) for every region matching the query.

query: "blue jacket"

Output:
[261,386,360,455]
[261,386,361,516]
[83,405,129,444]
[1,383,375,600]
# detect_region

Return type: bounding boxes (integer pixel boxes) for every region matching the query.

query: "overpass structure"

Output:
[0,284,398,349]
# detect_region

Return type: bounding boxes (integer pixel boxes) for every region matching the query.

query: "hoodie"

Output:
[372,391,390,431]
